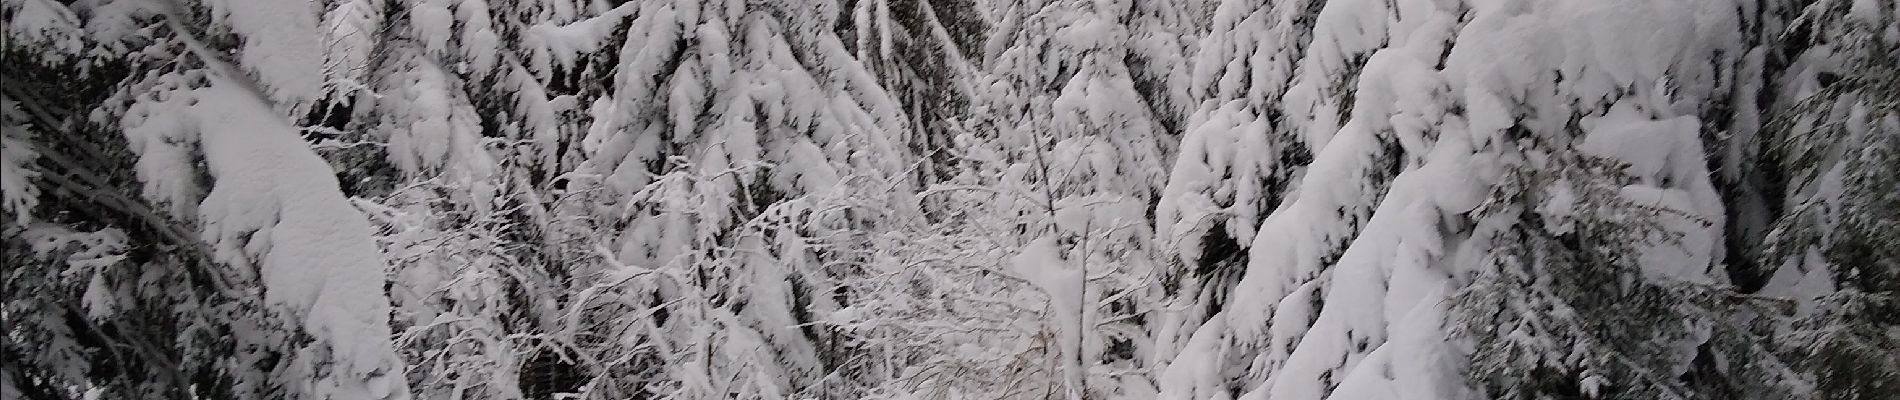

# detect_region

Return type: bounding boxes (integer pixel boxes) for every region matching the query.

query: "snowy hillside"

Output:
[2,0,1895,399]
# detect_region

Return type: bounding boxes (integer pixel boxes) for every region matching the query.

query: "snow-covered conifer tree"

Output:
[5,0,1896,399]
[840,0,987,189]
[3,1,414,398]
[1151,0,1327,395]
[527,0,914,397]
[1757,1,1900,398]
[1155,0,1842,399]
[935,0,1201,397]
[298,1,596,398]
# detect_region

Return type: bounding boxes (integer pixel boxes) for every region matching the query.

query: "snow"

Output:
[374,52,502,215]
[1261,128,1476,400]
[1281,0,1390,150]
[1162,0,1746,395]
[546,0,925,396]
[391,63,458,174]
[121,73,209,217]
[1761,249,1839,315]
[1580,100,1726,284]
[1539,181,1579,235]
[1224,117,1387,341]
[119,75,412,400]
[1578,103,1701,187]
[509,65,567,170]
[1157,100,1274,262]
[4,0,1873,398]
[4,0,88,61]
[1323,290,1468,400]
[455,0,501,74]
[409,0,456,58]
[1061,14,1122,51]
[1552,0,1697,99]
[319,0,381,98]
[204,0,324,107]
[1011,235,1089,396]
[1,98,41,223]
[526,3,633,74]
[1156,313,1234,400]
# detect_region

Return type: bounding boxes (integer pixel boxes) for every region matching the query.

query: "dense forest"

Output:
[1,0,1895,399]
